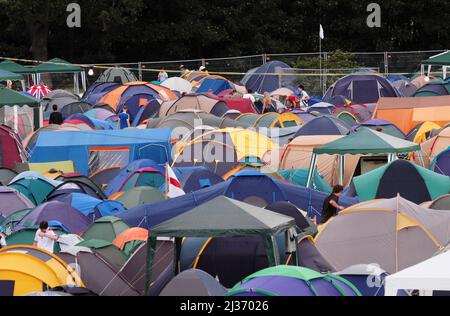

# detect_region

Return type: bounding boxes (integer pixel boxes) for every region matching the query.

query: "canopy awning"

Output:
[422,51,450,66]
[32,58,83,74]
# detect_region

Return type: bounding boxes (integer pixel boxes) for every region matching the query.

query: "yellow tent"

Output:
[28,161,75,175]
[412,121,442,144]
[0,245,84,296]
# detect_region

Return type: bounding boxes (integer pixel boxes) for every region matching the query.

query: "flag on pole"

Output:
[166,164,185,198]
[319,24,324,40]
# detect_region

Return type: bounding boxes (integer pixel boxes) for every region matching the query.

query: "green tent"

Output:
[76,238,128,268]
[6,227,66,253]
[0,87,41,132]
[8,178,55,205]
[313,128,420,155]
[280,169,332,193]
[0,69,24,81]
[32,58,83,74]
[115,187,165,209]
[145,195,296,295]
[422,51,450,66]
[82,216,130,243]
[0,60,35,74]
[0,208,33,232]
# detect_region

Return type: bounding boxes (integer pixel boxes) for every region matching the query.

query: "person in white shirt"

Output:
[298,84,310,107]
[158,69,169,82]
[0,233,6,249]
[34,221,58,253]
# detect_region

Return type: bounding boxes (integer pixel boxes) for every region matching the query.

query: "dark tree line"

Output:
[0,0,449,64]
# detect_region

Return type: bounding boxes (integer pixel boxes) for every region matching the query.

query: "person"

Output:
[119,106,130,129]
[0,232,6,249]
[199,65,208,74]
[321,185,345,224]
[34,221,58,253]
[262,91,272,113]
[49,104,64,125]
[179,65,189,76]
[158,68,169,82]
[298,84,310,106]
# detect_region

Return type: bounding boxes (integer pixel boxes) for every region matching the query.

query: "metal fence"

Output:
[79,50,446,97]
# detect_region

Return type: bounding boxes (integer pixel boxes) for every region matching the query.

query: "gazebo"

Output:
[421,51,450,79]
[32,58,86,95]
[144,196,296,295]
[306,127,422,188]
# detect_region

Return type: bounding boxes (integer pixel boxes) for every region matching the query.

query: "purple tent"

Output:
[294,116,352,137]
[0,187,34,218]
[227,266,361,296]
[324,74,399,104]
[14,201,91,234]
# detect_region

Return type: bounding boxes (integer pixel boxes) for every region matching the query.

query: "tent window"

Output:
[0,280,15,296]
[88,147,130,176]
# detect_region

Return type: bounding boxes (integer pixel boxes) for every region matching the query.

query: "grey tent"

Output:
[0,168,17,186]
[428,195,450,210]
[147,111,250,129]
[115,187,165,209]
[145,196,296,295]
[159,269,227,296]
[58,246,140,296]
[96,67,138,84]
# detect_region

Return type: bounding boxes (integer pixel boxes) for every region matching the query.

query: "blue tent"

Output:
[430,147,450,176]
[30,129,173,175]
[119,171,359,228]
[241,61,296,94]
[196,78,233,95]
[295,115,353,137]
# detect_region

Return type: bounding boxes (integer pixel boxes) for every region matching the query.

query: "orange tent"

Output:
[375,96,450,134]
[99,82,177,112]
[112,227,149,250]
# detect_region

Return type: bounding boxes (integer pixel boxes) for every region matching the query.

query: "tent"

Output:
[280,135,359,187]
[173,128,277,177]
[59,102,92,118]
[421,51,450,79]
[112,186,165,209]
[178,168,224,193]
[279,169,331,194]
[32,58,86,94]
[351,160,450,203]
[8,172,60,205]
[76,238,128,268]
[0,60,34,75]
[57,246,140,296]
[265,201,317,236]
[14,201,90,234]
[0,168,17,186]
[227,266,361,296]
[336,111,358,125]
[99,81,176,112]
[426,194,450,210]
[241,61,296,94]
[6,227,67,252]
[0,87,41,138]
[30,128,173,175]
[0,187,35,218]
[161,77,193,94]
[385,249,450,296]
[420,127,450,166]
[96,67,138,84]
[46,178,107,201]
[83,82,122,105]
[406,121,442,144]
[159,94,229,118]
[324,74,400,105]
[112,227,149,256]
[307,128,422,188]
[307,102,336,114]
[430,147,450,176]
[315,196,449,273]
[414,80,450,97]
[196,78,233,95]
[236,112,302,128]
[0,208,32,232]
[159,269,227,296]
[89,166,121,188]
[0,125,27,170]
[375,95,450,134]
[0,245,83,296]
[116,167,165,192]
[333,103,373,123]
[119,171,359,228]
[355,119,405,139]
[145,196,297,294]
[82,216,130,243]
[294,116,352,137]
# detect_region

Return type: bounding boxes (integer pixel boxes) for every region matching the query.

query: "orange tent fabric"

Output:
[375,96,450,134]
[99,82,176,111]
[112,227,149,250]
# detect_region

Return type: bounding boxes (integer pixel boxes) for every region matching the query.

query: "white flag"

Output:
[319,24,324,40]
[166,164,185,198]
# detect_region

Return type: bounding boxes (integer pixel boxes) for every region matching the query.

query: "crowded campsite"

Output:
[0,50,450,298]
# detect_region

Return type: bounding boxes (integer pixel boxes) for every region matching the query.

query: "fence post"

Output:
[201,58,206,67]
[138,62,143,81]
[322,52,328,96]
[262,54,267,64]
[384,52,389,75]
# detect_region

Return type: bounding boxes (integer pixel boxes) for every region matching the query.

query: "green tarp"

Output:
[32,58,83,74]
[0,60,34,74]
[422,51,450,66]
[313,128,420,155]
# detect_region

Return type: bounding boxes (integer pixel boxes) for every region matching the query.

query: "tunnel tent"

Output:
[145,195,296,295]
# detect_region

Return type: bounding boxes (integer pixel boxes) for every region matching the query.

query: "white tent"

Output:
[161,77,193,94]
[385,250,450,296]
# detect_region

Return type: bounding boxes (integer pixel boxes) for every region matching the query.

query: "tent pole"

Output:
[306,154,317,188]
[420,64,424,76]
[339,155,345,185]
[417,151,425,167]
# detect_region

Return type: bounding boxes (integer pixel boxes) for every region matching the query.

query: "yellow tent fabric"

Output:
[28,161,75,175]
[0,246,84,296]
[413,121,442,143]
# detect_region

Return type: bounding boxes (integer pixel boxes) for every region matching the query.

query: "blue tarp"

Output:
[119,171,359,228]
[196,78,233,95]
[30,129,173,175]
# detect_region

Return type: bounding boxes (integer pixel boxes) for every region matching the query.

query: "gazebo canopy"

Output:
[313,127,420,155]
[0,60,35,74]
[0,69,24,81]
[32,58,83,74]
[0,87,39,107]
[422,51,450,66]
